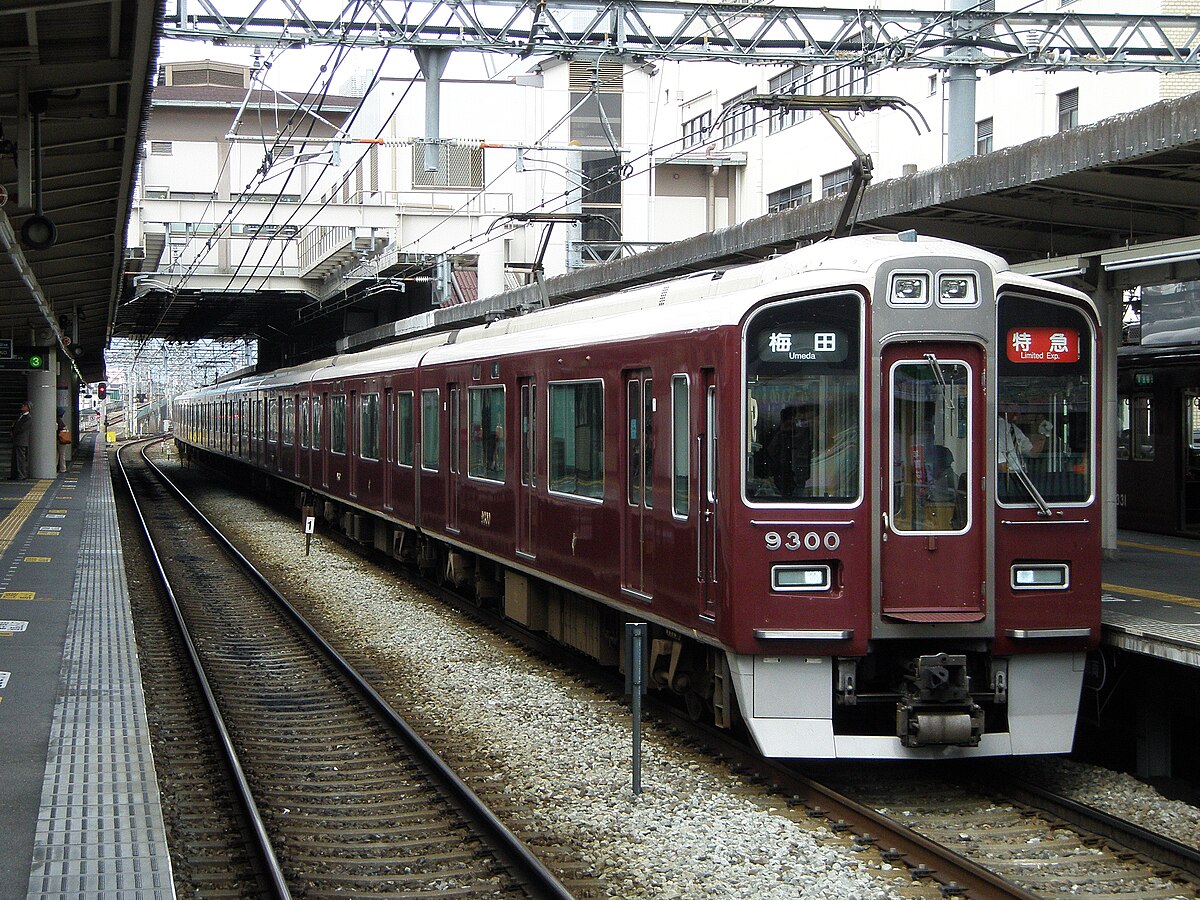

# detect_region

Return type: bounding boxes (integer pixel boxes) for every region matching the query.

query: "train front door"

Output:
[880,343,986,622]
[621,371,653,599]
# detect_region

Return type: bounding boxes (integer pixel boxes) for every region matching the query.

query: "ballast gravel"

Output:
[187,473,1200,898]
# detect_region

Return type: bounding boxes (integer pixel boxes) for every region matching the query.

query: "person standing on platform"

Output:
[56,407,69,474]
[11,401,31,479]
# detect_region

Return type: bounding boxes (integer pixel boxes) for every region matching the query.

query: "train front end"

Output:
[727,237,1100,759]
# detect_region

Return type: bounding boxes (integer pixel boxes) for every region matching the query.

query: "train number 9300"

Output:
[764,531,841,552]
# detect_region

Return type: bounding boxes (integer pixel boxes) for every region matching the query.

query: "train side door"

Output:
[699,369,718,615]
[517,377,536,557]
[880,343,986,622]
[447,383,461,532]
[1184,391,1200,533]
[621,370,654,599]
[383,386,394,511]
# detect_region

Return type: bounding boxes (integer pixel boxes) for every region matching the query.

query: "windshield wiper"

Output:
[1006,451,1052,517]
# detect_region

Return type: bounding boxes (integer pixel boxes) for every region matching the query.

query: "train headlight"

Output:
[1011,563,1069,590]
[772,564,832,592]
[889,273,929,306]
[938,274,978,306]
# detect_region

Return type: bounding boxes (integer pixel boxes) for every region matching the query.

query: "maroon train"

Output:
[174,233,1102,759]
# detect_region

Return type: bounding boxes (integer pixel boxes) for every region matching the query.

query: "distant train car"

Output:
[175,233,1102,759]
[1116,345,1200,536]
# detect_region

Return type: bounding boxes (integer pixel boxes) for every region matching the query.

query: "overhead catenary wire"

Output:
[132,0,1031,343]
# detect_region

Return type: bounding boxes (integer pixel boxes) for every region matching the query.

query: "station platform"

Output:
[0,434,172,899]
[1102,531,1200,669]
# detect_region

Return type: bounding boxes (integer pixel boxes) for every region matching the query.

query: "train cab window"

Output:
[672,375,690,517]
[300,398,310,449]
[282,398,295,446]
[1117,397,1131,460]
[468,387,506,482]
[743,293,862,504]
[549,380,604,500]
[397,392,414,466]
[997,293,1094,503]
[890,361,971,533]
[360,393,380,461]
[331,394,347,455]
[267,398,278,443]
[421,389,440,471]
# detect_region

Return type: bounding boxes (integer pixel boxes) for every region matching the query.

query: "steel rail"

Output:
[115,440,292,899]
[135,440,574,900]
[1000,775,1200,890]
[409,572,1041,900]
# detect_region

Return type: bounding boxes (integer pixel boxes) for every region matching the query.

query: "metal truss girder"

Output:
[166,1,1200,71]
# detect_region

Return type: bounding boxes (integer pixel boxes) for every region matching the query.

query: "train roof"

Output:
[178,233,1093,398]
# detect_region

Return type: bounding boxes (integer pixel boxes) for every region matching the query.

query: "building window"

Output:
[572,87,624,243]
[722,91,757,147]
[767,65,812,133]
[1058,88,1079,132]
[683,111,712,149]
[822,64,869,97]
[822,167,854,198]
[976,117,993,156]
[549,381,604,500]
[768,181,812,213]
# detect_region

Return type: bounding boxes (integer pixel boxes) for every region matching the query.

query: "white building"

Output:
[126,0,1197,334]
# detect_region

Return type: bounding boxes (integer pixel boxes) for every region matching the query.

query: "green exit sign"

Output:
[1134,371,1154,387]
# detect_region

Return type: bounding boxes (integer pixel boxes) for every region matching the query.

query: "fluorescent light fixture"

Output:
[1102,236,1200,272]
[1012,256,1086,280]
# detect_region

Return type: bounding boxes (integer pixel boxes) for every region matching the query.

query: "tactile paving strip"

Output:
[25,440,174,897]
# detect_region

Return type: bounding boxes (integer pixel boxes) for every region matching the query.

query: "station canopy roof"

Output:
[0,0,162,382]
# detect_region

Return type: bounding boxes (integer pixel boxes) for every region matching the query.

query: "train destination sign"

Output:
[758,329,848,363]
[1006,327,1080,364]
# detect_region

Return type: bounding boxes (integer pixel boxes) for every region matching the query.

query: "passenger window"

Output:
[282,398,294,446]
[1132,396,1154,462]
[360,393,380,460]
[549,380,604,499]
[421,389,439,471]
[397,392,414,466]
[331,395,347,455]
[672,375,690,517]
[468,386,505,482]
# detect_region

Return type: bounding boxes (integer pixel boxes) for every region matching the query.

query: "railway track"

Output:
[812,764,1200,900]
[156,447,1200,900]
[117,439,572,899]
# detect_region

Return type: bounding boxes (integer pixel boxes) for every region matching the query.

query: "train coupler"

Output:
[896,653,985,748]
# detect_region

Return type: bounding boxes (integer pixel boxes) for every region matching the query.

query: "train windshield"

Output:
[744,293,862,504]
[996,293,1094,505]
